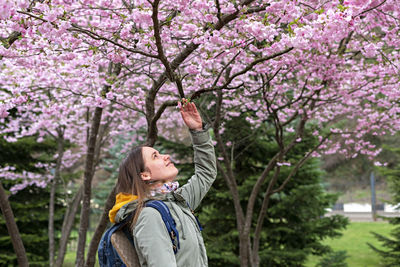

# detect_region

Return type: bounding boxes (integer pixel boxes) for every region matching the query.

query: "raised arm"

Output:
[176,99,217,210]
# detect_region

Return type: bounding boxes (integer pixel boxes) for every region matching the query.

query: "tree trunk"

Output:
[49,178,56,267]
[251,168,280,266]
[84,112,117,266]
[49,135,65,267]
[75,106,104,267]
[85,186,117,267]
[0,181,29,267]
[75,62,120,267]
[248,235,256,267]
[55,186,83,267]
[212,90,253,267]
[239,233,250,267]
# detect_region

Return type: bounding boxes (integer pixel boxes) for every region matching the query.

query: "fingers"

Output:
[179,99,187,117]
[192,102,198,113]
[186,102,194,113]
[180,98,195,113]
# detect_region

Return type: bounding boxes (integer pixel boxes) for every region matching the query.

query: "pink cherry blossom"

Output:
[0,0,398,194]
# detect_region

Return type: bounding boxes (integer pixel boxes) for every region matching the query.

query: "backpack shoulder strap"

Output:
[145,200,180,254]
[186,201,203,231]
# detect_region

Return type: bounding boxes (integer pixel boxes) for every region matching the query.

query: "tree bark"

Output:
[49,133,65,267]
[55,186,83,267]
[49,177,56,267]
[85,186,117,267]
[0,181,29,267]
[75,62,120,267]
[238,233,251,267]
[251,167,281,267]
[75,106,104,267]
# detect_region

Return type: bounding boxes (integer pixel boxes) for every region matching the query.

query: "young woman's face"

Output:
[140,147,178,183]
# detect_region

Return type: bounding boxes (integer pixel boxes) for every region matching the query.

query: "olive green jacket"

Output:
[114,129,217,267]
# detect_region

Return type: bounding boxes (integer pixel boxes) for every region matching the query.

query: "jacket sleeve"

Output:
[176,127,217,210]
[133,207,177,267]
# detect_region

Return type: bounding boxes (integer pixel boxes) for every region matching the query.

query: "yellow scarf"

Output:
[109,193,138,223]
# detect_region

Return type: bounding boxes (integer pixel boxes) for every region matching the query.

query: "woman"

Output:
[108,99,217,267]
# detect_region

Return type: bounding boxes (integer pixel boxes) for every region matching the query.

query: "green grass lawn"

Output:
[63,250,100,267]
[306,222,394,267]
[63,250,76,267]
[62,230,99,267]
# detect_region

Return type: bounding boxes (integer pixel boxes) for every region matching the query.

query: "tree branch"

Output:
[251,165,280,264]
[221,47,294,89]
[69,24,159,58]
[272,135,330,195]
[0,31,22,50]
[151,0,174,81]
[213,90,245,228]
[355,0,387,18]
[190,48,293,100]
[145,100,177,146]
[17,10,160,58]
[145,0,262,144]
[337,31,354,56]
[215,0,222,22]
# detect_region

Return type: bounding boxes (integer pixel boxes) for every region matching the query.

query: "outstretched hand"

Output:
[179,98,203,131]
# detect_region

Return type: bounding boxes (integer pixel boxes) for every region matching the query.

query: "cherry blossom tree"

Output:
[1,0,400,266]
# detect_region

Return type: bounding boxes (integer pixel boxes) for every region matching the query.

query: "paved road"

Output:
[325,211,399,222]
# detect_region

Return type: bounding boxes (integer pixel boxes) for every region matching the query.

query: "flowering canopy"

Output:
[0,0,399,191]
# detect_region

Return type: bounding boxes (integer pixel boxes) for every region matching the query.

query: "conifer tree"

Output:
[196,115,348,266]
[0,136,64,266]
[368,145,400,266]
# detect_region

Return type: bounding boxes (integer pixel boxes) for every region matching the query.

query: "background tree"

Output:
[194,111,348,266]
[0,136,65,266]
[368,141,400,266]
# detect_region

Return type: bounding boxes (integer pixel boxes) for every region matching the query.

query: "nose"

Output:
[163,154,170,161]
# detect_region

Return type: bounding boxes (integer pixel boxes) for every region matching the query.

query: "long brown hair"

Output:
[116,145,150,225]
